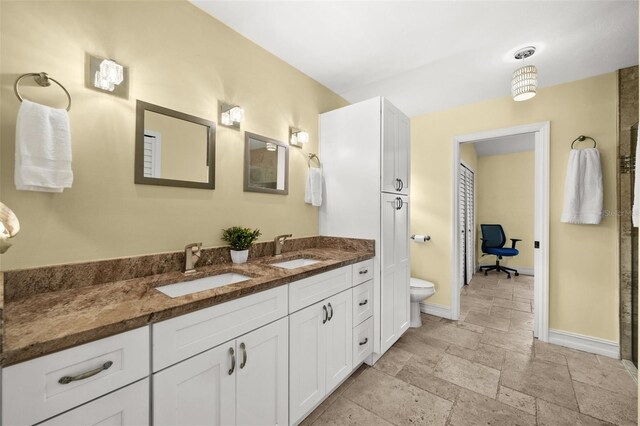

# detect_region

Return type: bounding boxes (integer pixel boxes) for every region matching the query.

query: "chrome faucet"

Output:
[274,234,292,256]
[184,242,202,274]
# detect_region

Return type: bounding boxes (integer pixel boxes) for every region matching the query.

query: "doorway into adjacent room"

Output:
[452,122,550,341]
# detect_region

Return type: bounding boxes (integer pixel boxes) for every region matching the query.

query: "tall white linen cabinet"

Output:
[319,97,411,360]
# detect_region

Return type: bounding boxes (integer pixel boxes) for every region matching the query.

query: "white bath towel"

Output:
[15,100,73,192]
[305,167,323,207]
[632,131,640,226]
[560,148,603,224]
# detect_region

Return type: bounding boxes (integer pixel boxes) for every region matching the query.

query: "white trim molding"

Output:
[548,329,620,359]
[420,302,452,319]
[452,121,550,342]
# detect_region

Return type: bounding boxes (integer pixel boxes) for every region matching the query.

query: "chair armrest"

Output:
[510,238,522,249]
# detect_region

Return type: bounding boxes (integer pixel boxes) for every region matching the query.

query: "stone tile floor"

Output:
[300,273,638,425]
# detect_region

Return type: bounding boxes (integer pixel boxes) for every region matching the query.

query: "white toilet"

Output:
[410,277,436,328]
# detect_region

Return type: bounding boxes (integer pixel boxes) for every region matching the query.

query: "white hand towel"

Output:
[632,131,640,226]
[560,148,603,224]
[305,167,323,207]
[15,100,73,192]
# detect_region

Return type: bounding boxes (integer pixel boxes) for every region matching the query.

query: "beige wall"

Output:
[411,73,619,341]
[0,0,347,270]
[476,151,535,271]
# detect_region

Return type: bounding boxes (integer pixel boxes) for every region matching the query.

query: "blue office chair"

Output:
[479,224,521,279]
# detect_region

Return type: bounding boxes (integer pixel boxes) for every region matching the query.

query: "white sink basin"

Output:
[156,273,251,298]
[270,258,320,269]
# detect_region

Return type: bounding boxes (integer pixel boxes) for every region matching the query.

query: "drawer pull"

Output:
[228,347,236,375]
[240,342,247,369]
[359,338,368,346]
[359,299,368,306]
[58,361,113,384]
[359,269,369,275]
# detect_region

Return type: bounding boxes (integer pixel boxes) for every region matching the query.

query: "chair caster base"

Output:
[507,274,511,279]
[515,272,520,276]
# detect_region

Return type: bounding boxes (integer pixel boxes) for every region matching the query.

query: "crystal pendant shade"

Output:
[511,65,538,101]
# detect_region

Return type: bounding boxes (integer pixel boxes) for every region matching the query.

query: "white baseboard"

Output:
[548,329,620,359]
[420,302,452,319]
[476,265,534,276]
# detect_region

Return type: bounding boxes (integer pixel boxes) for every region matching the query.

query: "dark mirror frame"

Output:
[135,100,216,189]
[244,132,289,195]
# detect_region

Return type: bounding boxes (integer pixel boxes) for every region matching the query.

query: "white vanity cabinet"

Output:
[154,317,289,426]
[381,99,411,196]
[381,192,410,353]
[289,289,353,425]
[2,326,150,426]
[39,379,149,426]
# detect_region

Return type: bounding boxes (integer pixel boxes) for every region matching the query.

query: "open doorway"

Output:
[451,122,550,341]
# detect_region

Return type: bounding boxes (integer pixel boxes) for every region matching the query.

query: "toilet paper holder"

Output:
[411,234,431,242]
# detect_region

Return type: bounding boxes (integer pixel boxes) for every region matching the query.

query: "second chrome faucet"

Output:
[273,234,292,256]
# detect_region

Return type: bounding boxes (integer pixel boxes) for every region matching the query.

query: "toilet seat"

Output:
[410,278,434,289]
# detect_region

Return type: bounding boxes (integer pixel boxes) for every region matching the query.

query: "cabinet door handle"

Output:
[322,305,328,324]
[395,178,402,191]
[239,342,247,369]
[58,361,113,384]
[327,303,333,321]
[359,269,368,275]
[228,347,236,375]
[359,299,368,306]
[359,338,368,346]
[399,179,404,191]
[395,197,403,210]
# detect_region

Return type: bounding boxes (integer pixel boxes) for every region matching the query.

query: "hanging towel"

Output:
[305,167,323,207]
[560,148,603,224]
[632,131,640,226]
[15,100,73,192]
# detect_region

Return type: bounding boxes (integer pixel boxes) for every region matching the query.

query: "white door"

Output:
[394,194,410,336]
[465,168,475,282]
[41,379,149,426]
[382,100,410,195]
[154,343,236,426]
[325,290,353,392]
[381,193,410,353]
[236,318,289,426]
[289,300,327,424]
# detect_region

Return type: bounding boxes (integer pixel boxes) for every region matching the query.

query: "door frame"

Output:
[451,121,550,342]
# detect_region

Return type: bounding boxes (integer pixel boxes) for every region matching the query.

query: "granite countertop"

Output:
[2,241,373,366]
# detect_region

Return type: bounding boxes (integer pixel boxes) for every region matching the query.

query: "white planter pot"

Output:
[230,249,249,264]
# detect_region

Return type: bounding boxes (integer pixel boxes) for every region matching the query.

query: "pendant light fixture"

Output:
[511,46,538,102]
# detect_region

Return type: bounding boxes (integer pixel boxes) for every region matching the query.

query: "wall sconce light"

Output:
[266,142,277,152]
[87,54,128,97]
[290,127,309,148]
[220,102,244,129]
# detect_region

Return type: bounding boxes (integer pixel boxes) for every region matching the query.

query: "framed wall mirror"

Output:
[135,100,216,189]
[244,132,289,195]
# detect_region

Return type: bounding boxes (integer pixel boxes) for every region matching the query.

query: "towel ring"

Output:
[14,72,72,111]
[308,153,321,168]
[571,135,596,149]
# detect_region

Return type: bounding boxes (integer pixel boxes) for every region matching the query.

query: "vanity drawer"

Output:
[352,280,373,326]
[153,285,288,371]
[289,265,352,313]
[353,317,373,366]
[40,378,149,426]
[2,326,149,426]
[352,259,373,285]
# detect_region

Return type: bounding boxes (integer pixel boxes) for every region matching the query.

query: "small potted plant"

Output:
[221,226,262,264]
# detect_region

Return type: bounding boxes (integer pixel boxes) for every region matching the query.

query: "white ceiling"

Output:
[472,133,535,157]
[192,1,638,117]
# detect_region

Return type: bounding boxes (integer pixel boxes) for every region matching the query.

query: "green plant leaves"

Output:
[221,226,262,251]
